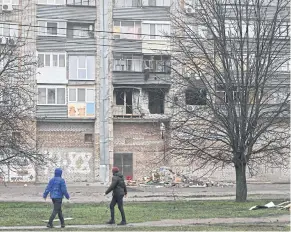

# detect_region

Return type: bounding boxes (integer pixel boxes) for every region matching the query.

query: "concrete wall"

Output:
[36,121,95,182]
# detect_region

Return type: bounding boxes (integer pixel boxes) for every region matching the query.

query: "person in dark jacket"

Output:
[105,167,127,225]
[43,168,70,228]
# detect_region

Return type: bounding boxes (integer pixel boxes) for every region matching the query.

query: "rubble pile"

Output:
[126,167,235,188]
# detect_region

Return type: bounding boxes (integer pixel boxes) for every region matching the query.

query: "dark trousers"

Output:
[110,195,126,222]
[48,198,65,225]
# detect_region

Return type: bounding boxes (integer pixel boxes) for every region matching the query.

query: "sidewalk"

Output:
[0,215,289,230]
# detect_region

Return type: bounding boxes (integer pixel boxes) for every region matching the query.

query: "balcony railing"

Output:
[113,0,171,8]
[113,105,142,118]
[113,59,171,73]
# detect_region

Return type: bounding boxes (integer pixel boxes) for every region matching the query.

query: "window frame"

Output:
[113,20,141,39]
[38,0,65,5]
[66,0,96,6]
[38,20,66,37]
[0,23,19,38]
[37,86,66,105]
[68,87,95,103]
[37,52,66,68]
[0,0,19,5]
[77,56,88,80]
[142,21,171,40]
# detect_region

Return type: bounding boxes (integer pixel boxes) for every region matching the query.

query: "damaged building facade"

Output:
[0,0,289,183]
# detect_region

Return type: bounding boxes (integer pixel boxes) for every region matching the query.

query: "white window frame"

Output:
[0,0,19,5]
[142,21,170,40]
[37,86,66,105]
[68,88,95,103]
[77,57,88,80]
[38,20,66,37]
[37,0,65,5]
[0,23,19,38]
[37,52,66,68]
[113,20,141,39]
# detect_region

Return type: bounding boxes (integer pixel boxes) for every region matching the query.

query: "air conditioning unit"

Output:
[0,37,6,44]
[186,105,195,112]
[185,6,195,14]
[2,4,13,11]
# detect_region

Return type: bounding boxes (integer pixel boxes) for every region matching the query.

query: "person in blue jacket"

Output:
[43,168,70,228]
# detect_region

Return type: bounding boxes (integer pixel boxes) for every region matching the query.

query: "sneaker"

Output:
[106,220,115,225]
[46,223,53,228]
[117,221,127,226]
[61,224,65,228]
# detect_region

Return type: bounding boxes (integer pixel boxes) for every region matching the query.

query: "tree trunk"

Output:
[235,163,247,202]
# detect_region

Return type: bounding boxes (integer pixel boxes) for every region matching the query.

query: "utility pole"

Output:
[98,0,110,184]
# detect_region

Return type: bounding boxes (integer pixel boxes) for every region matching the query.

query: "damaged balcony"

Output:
[113,87,169,121]
[112,54,171,86]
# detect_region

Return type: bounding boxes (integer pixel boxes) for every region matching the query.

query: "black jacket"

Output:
[105,172,127,196]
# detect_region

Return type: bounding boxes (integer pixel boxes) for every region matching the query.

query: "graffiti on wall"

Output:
[41,151,93,181]
[0,165,35,182]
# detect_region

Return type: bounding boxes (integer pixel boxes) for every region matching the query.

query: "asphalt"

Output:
[0,182,289,203]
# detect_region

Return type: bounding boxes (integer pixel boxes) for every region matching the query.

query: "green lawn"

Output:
[0,200,289,227]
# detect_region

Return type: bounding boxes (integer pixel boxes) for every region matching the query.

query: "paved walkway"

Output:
[0,215,289,230]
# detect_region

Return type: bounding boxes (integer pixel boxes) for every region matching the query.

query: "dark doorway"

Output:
[113,153,133,179]
[148,90,165,114]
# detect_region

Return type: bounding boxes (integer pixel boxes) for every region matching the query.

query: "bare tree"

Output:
[0,28,48,180]
[168,0,290,201]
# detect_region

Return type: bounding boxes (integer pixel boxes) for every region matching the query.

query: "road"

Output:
[0,182,289,202]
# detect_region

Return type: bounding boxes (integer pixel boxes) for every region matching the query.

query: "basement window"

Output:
[84,134,93,143]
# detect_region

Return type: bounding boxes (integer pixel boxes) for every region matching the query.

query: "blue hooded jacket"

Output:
[43,168,70,199]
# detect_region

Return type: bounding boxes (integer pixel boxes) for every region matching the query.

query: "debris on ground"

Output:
[127,167,235,188]
[249,201,291,211]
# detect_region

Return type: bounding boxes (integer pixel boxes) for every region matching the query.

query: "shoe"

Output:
[61,224,65,228]
[106,220,115,225]
[46,223,53,228]
[117,221,127,226]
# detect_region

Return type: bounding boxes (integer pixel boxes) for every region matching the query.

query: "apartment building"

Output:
[35,0,98,182]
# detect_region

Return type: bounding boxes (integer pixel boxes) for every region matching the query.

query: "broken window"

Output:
[185,88,207,105]
[114,153,133,180]
[114,90,133,114]
[148,90,165,114]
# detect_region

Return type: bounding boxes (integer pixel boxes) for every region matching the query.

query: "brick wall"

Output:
[36,121,95,182]
[113,121,168,181]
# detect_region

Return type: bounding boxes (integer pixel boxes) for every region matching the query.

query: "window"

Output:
[47,22,58,35]
[66,0,95,6]
[38,0,65,4]
[67,23,94,38]
[113,21,141,39]
[113,54,142,72]
[148,90,164,114]
[185,88,207,105]
[142,22,170,40]
[0,0,19,5]
[116,90,125,105]
[0,23,18,38]
[215,85,239,104]
[37,53,66,68]
[143,55,171,73]
[12,132,21,141]
[69,56,95,80]
[37,87,66,105]
[277,23,289,37]
[113,153,133,179]
[68,88,95,117]
[68,88,95,103]
[84,134,93,143]
[38,21,66,37]
[113,0,170,7]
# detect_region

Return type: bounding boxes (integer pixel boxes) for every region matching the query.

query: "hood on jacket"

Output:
[113,172,124,179]
[54,168,62,177]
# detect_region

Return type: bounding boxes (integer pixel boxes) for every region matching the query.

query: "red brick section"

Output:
[113,122,167,181]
